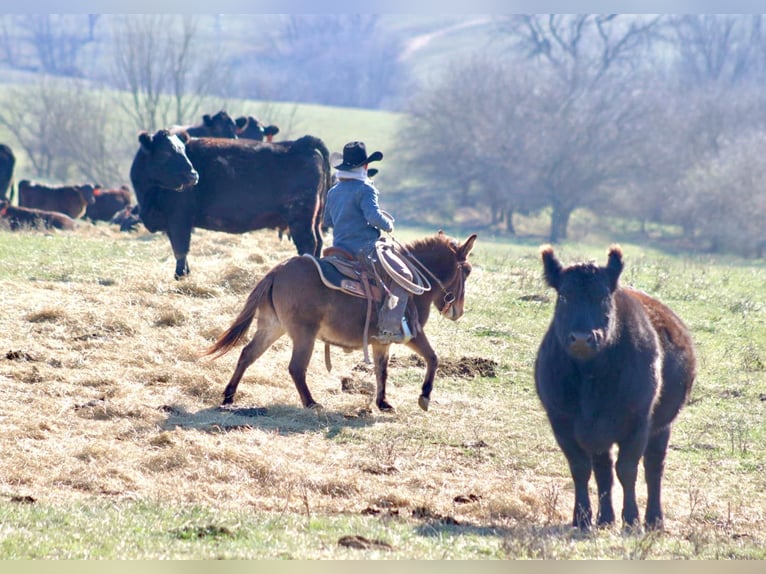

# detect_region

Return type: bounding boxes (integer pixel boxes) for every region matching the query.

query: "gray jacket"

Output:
[323,178,394,255]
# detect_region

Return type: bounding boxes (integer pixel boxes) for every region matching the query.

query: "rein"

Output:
[391,236,463,314]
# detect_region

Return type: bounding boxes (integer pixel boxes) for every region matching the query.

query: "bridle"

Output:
[392,237,466,316]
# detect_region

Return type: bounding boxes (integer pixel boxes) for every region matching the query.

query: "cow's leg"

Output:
[549,419,593,529]
[616,424,650,529]
[643,427,671,530]
[165,204,194,279]
[592,450,616,526]
[371,343,393,412]
[405,332,438,411]
[288,218,317,256]
[287,330,319,408]
[222,311,284,405]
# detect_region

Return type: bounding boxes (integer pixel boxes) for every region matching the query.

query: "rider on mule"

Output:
[323,141,413,344]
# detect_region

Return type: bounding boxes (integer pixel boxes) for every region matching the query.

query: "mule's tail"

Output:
[204,271,275,359]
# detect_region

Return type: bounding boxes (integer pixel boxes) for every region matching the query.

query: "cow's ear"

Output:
[606,244,623,290]
[235,116,248,129]
[138,131,152,151]
[202,114,212,126]
[540,244,562,290]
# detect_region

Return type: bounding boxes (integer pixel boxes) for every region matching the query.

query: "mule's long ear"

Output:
[540,244,562,290]
[459,233,478,258]
[606,244,624,291]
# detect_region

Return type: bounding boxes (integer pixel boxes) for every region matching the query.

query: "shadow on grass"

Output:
[414,518,592,542]
[158,402,388,436]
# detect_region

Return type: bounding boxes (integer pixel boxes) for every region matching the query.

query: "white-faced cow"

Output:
[534,245,696,531]
[18,180,97,219]
[170,110,238,139]
[130,130,331,279]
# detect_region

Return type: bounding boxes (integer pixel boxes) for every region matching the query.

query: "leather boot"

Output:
[373,283,411,344]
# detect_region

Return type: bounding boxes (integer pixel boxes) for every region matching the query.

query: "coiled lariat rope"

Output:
[374,237,431,295]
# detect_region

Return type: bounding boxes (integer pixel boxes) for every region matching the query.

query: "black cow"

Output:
[0,144,15,202]
[235,115,280,141]
[110,204,142,232]
[170,110,238,139]
[130,130,332,279]
[534,245,696,531]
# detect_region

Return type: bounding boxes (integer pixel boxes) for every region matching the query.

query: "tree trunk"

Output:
[505,208,515,235]
[549,205,572,243]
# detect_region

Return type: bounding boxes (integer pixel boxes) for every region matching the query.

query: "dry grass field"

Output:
[0,220,765,559]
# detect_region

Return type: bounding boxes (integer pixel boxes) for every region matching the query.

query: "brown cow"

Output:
[85,185,133,222]
[170,110,238,139]
[18,180,97,219]
[0,200,75,231]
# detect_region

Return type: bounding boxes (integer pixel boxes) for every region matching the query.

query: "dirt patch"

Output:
[388,355,498,378]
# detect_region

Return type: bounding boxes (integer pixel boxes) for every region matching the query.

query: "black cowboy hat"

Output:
[332,141,383,171]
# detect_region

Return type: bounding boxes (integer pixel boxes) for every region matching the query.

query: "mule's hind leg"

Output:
[287,331,320,409]
[221,313,284,405]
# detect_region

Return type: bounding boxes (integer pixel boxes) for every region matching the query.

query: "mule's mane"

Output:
[404,234,459,280]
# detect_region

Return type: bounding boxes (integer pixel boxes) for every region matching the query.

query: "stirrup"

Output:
[372,318,412,345]
[372,329,406,344]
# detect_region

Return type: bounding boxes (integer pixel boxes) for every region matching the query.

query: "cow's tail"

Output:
[292,135,332,193]
[204,271,275,359]
[8,179,14,204]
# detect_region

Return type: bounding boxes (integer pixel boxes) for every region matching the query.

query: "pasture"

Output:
[0,221,764,559]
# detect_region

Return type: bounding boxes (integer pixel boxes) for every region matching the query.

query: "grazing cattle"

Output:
[235,115,280,142]
[18,180,97,219]
[0,200,75,230]
[0,144,15,202]
[130,130,332,279]
[85,185,133,222]
[534,245,695,531]
[170,110,238,139]
[110,204,142,232]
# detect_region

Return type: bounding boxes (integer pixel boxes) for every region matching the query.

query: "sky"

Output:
[7,2,766,13]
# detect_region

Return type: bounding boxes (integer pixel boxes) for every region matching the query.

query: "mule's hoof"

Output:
[418,396,429,411]
[377,401,395,413]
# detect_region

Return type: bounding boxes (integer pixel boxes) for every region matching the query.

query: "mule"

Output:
[534,244,696,531]
[206,232,477,412]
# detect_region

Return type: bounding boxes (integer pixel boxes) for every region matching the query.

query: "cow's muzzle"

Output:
[566,330,603,360]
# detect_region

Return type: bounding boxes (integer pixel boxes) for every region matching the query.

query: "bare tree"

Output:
[110,15,231,132]
[245,15,405,109]
[496,14,663,242]
[668,15,766,87]
[401,56,546,232]
[0,77,132,185]
[0,15,99,75]
[402,16,662,241]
